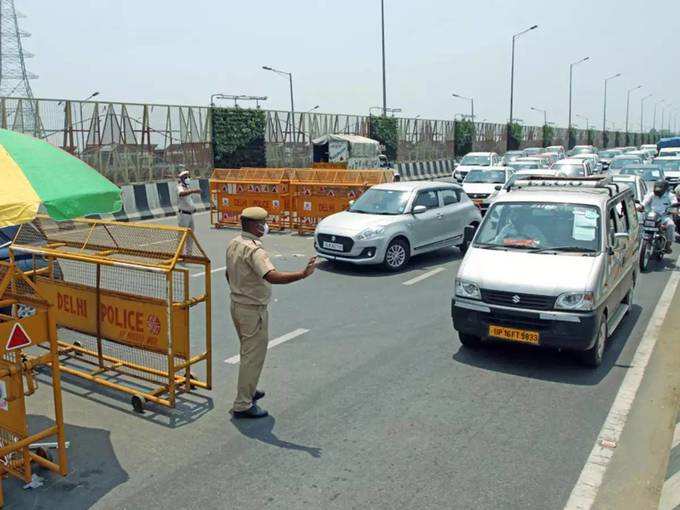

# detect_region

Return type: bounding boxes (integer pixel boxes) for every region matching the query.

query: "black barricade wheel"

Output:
[131,395,146,414]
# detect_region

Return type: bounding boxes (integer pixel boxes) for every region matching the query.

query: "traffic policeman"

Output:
[226,206,316,419]
[177,169,202,255]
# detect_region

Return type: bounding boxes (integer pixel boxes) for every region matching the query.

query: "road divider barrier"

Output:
[210,168,394,234]
[11,217,213,413]
[0,261,68,506]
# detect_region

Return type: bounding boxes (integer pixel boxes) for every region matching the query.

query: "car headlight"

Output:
[555,291,594,311]
[455,279,481,300]
[356,226,385,240]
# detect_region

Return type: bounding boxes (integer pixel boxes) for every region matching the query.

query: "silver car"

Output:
[315,182,482,271]
[452,176,639,367]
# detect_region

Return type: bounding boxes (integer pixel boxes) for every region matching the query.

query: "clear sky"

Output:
[17,0,680,130]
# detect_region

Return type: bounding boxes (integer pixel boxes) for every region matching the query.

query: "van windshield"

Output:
[474,202,601,253]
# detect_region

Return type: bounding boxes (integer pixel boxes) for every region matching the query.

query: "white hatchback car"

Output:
[551,158,591,177]
[453,152,501,182]
[315,182,482,271]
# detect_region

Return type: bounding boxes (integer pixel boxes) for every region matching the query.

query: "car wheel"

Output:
[383,238,410,272]
[458,333,482,349]
[581,316,607,367]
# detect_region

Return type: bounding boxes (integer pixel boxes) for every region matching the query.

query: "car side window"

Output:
[615,199,629,233]
[438,188,459,206]
[624,198,638,230]
[413,190,439,210]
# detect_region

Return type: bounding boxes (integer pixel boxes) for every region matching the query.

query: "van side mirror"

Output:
[348,200,355,207]
[613,232,628,250]
[412,205,427,214]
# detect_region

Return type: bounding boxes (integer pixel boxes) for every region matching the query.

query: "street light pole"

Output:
[263,66,296,142]
[640,93,652,133]
[602,73,620,135]
[625,85,642,134]
[568,57,590,132]
[653,99,664,131]
[509,24,538,124]
[452,93,474,123]
[530,106,547,125]
[380,0,387,117]
[576,114,590,131]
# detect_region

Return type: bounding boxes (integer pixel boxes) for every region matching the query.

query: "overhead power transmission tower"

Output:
[0,0,39,133]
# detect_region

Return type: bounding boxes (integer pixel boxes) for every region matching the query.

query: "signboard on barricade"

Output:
[292,183,368,233]
[35,279,189,358]
[210,179,290,229]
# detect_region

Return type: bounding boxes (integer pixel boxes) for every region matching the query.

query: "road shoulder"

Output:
[593,277,680,510]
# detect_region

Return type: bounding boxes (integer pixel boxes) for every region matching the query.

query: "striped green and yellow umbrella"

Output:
[0,128,122,226]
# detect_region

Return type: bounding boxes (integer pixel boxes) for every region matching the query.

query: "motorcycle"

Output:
[639,205,679,271]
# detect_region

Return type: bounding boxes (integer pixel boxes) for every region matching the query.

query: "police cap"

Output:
[241,206,268,221]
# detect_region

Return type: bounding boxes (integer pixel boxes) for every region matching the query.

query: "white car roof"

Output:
[464,152,494,156]
[654,156,680,161]
[372,181,460,192]
[553,158,586,165]
[570,153,598,159]
[495,189,611,207]
[515,168,560,175]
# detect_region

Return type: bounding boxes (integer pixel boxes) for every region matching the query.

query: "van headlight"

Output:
[555,291,594,311]
[455,279,481,300]
[356,226,385,240]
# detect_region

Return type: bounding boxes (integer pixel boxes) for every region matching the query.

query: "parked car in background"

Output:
[640,144,658,156]
[501,150,527,166]
[545,145,566,159]
[453,152,501,182]
[568,145,597,156]
[658,147,680,158]
[619,165,666,184]
[627,150,652,164]
[551,158,590,177]
[652,156,680,185]
[523,147,544,157]
[315,181,482,271]
[621,146,638,153]
[539,152,560,166]
[598,149,624,170]
[569,153,602,174]
[462,167,514,215]
[608,154,643,174]
[505,158,542,172]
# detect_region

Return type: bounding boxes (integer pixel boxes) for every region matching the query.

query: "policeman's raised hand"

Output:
[302,257,317,278]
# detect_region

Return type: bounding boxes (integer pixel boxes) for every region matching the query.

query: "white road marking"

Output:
[672,422,680,450]
[564,271,680,510]
[192,266,226,278]
[224,328,309,364]
[659,471,680,510]
[402,267,446,286]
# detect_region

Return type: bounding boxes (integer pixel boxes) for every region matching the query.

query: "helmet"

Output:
[653,180,669,196]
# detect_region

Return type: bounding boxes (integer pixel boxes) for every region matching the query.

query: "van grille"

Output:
[481,289,555,311]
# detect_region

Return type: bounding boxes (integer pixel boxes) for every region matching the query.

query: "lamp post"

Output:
[653,99,665,131]
[452,93,474,123]
[640,93,652,133]
[575,114,590,131]
[307,105,319,113]
[568,57,590,131]
[530,106,547,125]
[625,84,642,134]
[509,24,538,124]
[602,73,620,135]
[263,66,296,141]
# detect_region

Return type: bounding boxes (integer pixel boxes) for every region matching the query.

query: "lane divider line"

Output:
[402,267,446,286]
[659,471,680,510]
[192,266,226,278]
[672,422,680,450]
[224,328,309,364]
[564,270,680,510]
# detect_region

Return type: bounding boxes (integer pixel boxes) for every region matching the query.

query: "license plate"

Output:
[488,325,540,345]
[322,241,344,251]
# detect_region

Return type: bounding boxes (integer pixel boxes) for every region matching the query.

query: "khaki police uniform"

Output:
[226,228,275,412]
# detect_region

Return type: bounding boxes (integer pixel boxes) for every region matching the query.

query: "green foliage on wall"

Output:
[454,120,475,157]
[506,122,523,150]
[211,107,266,168]
[542,125,554,147]
[369,116,398,161]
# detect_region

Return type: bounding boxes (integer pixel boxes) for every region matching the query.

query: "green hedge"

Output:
[211,107,266,168]
[369,116,398,161]
[542,125,554,147]
[454,120,475,157]
[506,122,523,150]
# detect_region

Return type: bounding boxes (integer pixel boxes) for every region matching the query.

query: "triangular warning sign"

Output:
[7,323,31,351]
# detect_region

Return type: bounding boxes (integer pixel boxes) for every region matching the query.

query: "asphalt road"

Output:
[6,210,678,509]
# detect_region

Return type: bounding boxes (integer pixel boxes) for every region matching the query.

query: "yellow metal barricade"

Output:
[11,217,212,413]
[0,261,67,507]
[210,168,394,233]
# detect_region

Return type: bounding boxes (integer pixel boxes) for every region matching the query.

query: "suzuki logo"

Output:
[512,295,521,304]
[331,236,336,242]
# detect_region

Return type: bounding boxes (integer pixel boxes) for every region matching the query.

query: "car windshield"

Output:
[475,202,601,252]
[464,170,507,183]
[571,147,591,154]
[349,188,411,215]
[598,150,620,158]
[524,149,542,155]
[552,164,585,176]
[460,155,491,165]
[653,159,680,171]
[610,157,641,169]
[621,167,662,179]
[612,180,642,201]
[507,161,539,171]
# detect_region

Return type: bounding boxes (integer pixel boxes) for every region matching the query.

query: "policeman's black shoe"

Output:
[232,405,268,419]
[252,390,265,402]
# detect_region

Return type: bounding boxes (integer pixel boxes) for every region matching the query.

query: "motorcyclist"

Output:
[642,180,678,253]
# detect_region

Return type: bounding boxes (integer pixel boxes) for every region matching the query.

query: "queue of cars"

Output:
[313,139,680,367]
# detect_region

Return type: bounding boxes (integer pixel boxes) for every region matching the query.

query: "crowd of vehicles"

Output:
[313,138,679,367]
